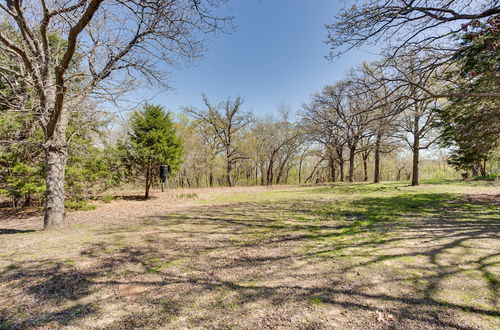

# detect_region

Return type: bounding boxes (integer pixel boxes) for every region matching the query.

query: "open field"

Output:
[1,181,499,329]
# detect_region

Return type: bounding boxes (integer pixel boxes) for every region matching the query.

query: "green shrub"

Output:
[0,162,45,207]
[65,200,96,211]
[473,174,499,181]
[102,194,115,203]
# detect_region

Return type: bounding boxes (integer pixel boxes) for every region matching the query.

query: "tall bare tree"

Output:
[326,0,500,99]
[185,95,253,187]
[0,0,230,228]
[306,81,372,182]
[351,63,403,183]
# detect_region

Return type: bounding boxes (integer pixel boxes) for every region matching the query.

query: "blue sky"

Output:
[143,0,377,117]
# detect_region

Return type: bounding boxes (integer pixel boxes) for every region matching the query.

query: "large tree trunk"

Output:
[338,160,344,182]
[411,137,420,186]
[208,165,214,187]
[411,110,421,186]
[480,160,487,177]
[285,165,292,184]
[209,172,214,187]
[44,143,68,229]
[329,155,336,182]
[298,155,305,184]
[471,165,479,177]
[336,146,344,182]
[373,133,381,183]
[363,154,368,182]
[396,168,403,181]
[266,160,274,185]
[276,154,291,184]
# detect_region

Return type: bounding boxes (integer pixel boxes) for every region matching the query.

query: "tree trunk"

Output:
[471,165,479,177]
[373,133,381,183]
[305,158,324,183]
[145,169,151,199]
[329,155,336,182]
[480,160,487,177]
[348,146,356,183]
[336,146,344,182]
[276,154,291,184]
[411,137,420,186]
[266,160,274,185]
[338,160,344,182]
[298,157,304,184]
[285,165,292,184]
[363,155,368,182]
[226,160,233,187]
[396,168,403,181]
[44,143,68,229]
[208,168,214,187]
[260,163,265,186]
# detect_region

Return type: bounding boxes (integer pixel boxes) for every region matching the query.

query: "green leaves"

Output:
[0,162,45,200]
[123,104,184,196]
[437,18,500,175]
[128,104,183,171]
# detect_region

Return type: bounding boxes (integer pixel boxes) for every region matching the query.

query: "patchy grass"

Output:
[175,193,198,199]
[0,181,499,329]
[65,199,96,211]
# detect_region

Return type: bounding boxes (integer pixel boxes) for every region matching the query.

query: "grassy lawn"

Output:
[0,181,499,329]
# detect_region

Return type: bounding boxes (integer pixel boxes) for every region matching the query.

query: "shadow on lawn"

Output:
[0,229,36,235]
[1,193,499,329]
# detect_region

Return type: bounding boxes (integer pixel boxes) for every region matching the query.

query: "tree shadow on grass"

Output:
[118,195,152,201]
[0,192,498,328]
[0,229,36,235]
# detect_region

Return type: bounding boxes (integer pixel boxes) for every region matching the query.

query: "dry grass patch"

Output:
[0,181,499,329]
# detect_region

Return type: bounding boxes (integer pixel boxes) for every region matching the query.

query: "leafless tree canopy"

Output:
[325,1,500,99]
[0,0,231,114]
[326,0,499,58]
[184,95,253,187]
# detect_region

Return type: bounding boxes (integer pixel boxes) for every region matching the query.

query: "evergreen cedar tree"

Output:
[126,104,183,199]
[437,17,500,176]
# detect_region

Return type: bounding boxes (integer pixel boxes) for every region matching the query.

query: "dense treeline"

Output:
[0,1,498,227]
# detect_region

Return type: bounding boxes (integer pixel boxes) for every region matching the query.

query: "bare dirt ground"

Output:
[0,185,292,231]
[0,182,499,329]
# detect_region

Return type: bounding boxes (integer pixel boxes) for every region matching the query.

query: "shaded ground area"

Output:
[0,182,499,329]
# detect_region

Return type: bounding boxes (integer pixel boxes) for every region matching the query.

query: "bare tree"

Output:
[300,95,346,182]
[327,0,499,57]
[326,0,500,99]
[351,63,404,183]
[307,81,372,182]
[185,95,253,187]
[0,0,230,228]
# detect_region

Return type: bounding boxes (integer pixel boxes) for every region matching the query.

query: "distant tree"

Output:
[185,95,253,187]
[124,104,183,199]
[351,63,403,183]
[304,81,372,182]
[394,79,440,186]
[300,93,347,182]
[251,109,300,186]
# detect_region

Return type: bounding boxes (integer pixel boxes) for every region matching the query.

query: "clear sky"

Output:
[141,0,378,117]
